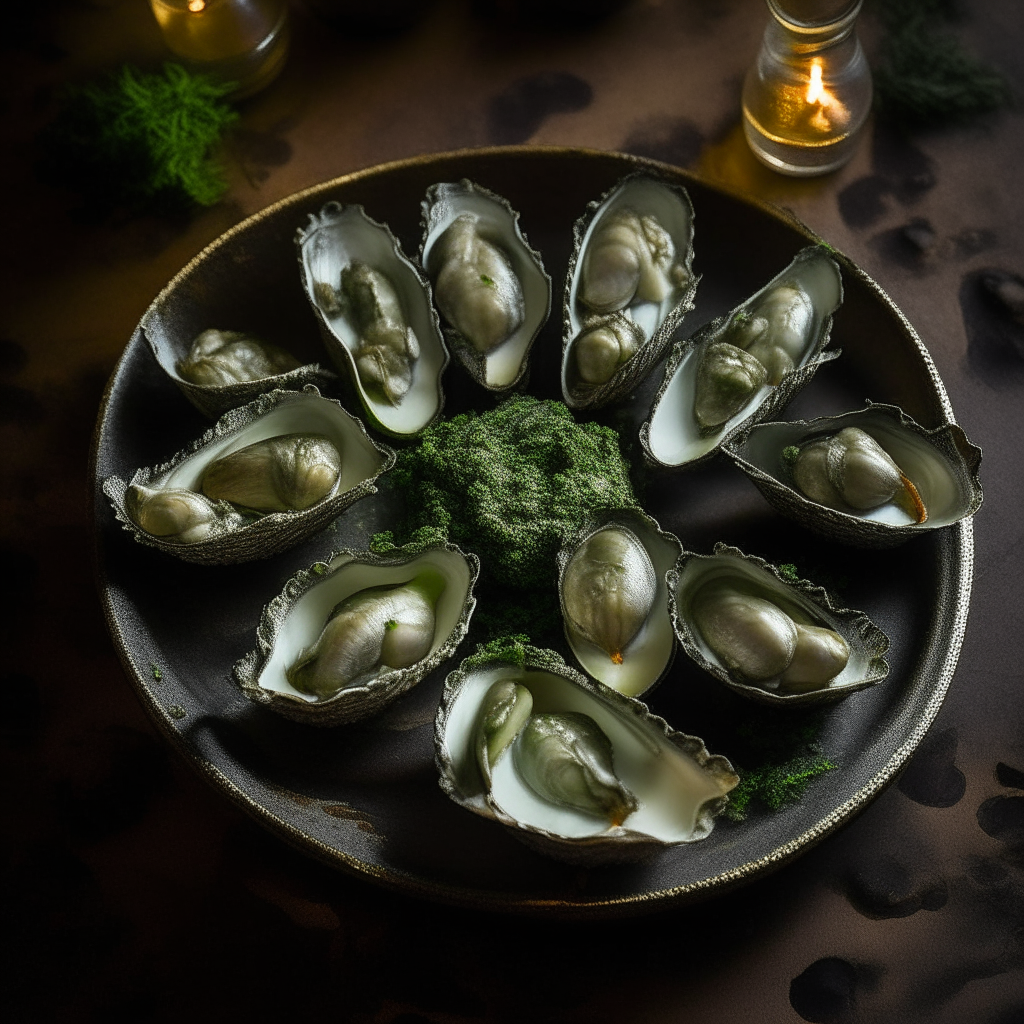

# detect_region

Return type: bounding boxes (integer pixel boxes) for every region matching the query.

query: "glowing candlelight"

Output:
[806,60,824,104]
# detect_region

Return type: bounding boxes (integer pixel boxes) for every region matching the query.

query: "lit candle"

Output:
[149,0,290,98]
[742,1,871,176]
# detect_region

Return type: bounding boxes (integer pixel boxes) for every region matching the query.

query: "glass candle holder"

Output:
[149,0,290,99]
[742,0,872,177]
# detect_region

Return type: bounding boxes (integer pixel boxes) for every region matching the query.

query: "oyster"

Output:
[562,174,697,410]
[103,387,394,565]
[177,330,301,387]
[557,508,682,698]
[435,646,737,863]
[669,543,889,706]
[421,180,551,391]
[234,543,479,725]
[297,202,448,436]
[144,316,334,419]
[642,246,842,470]
[726,404,984,547]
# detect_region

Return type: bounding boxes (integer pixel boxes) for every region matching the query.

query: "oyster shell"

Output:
[234,543,480,726]
[144,317,335,419]
[435,647,737,864]
[561,174,698,410]
[726,403,984,548]
[103,386,394,565]
[556,508,682,698]
[641,246,843,470]
[297,202,448,437]
[669,543,889,706]
[421,179,551,391]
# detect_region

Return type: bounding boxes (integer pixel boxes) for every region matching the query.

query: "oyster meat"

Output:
[430,213,525,355]
[787,427,927,523]
[561,526,657,666]
[234,544,479,725]
[694,281,816,434]
[288,569,445,699]
[557,509,682,699]
[177,329,302,387]
[691,579,849,693]
[297,202,448,436]
[562,174,696,409]
[421,180,551,391]
[642,246,842,470]
[578,208,689,319]
[475,678,533,786]
[513,712,639,826]
[200,433,341,513]
[670,544,890,706]
[338,261,421,405]
[435,648,738,863]
[125,486,243,545]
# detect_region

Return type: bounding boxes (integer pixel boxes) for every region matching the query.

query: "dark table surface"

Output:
[3,1,1023,1022]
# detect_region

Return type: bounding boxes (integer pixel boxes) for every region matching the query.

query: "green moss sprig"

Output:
[38,63,238,211]
[871,0,1012,129]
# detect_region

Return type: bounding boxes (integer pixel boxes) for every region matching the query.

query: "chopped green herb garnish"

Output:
[151,663,162,681]
[376,396,637,589]
[781,445,801,464]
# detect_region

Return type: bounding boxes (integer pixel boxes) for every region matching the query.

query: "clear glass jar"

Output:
[149,0,290,99]
[742,0,872,176]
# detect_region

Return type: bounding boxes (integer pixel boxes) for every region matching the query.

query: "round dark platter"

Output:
[91,147,974,916]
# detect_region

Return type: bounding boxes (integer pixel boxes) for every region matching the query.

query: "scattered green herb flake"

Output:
[781,445,801,465]
[312,563,327,575]
[463,635,536,671]
[381,396,637,589]
[725,755,837,821]
[778,563,799,581]
[169,704,186,720]
[480,274,495,286]
[384,619,398,631]
[150,662,162,682]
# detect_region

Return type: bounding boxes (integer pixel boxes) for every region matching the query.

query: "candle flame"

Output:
[188,0,206,11]
[806,61,824,105]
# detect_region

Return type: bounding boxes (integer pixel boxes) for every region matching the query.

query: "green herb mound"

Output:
[371,395,637,589]
[39,63,238,210]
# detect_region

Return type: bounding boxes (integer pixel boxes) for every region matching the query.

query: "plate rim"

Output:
[90,144,975,916]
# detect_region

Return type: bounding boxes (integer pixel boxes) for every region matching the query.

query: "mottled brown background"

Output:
[2,1,1023,1022]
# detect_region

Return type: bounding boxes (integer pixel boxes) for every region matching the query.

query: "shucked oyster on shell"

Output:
[435,647,737,864]
[556,508,682,699]
[561,174,698,410]
[234,543,479,726]
[641,246,843,470]
[726,403,984,548]
[421,179,551,392]
[297,202,449,437]
[669,543,890,706]
[103,387,394,565]
[144,313,335,419]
